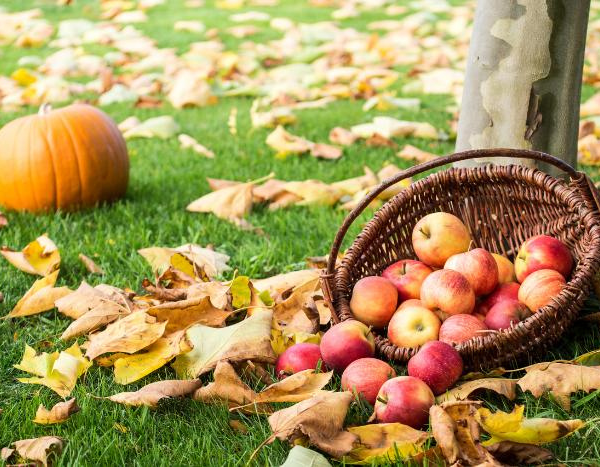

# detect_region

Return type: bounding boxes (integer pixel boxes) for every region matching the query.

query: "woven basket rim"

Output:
[325,162,600,369]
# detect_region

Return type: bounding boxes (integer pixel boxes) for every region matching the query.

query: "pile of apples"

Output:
[274,212,574,430]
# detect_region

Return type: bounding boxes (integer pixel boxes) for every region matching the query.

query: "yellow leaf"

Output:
[1,234,60,276]
[280,181,342,207]
[15,343,91,397]
[84,311,167,360]
[437,378,517,403]
[186,182,254,222]
[113,331,189,384]
[517,362,600,410]
[10,68,37,86]
[33,399,80,425]
[147,296,230,333]
[138,244,230,279]
[172,309,276,378]
[344,423,429,464]
[6,270,71,318]
[107,379,202,408]
[476,405,584,445]
[266,125,313,156]
[230,275,251,309]
[271,328,321,355]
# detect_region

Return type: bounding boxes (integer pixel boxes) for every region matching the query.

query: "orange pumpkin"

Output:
[0,103,129,212]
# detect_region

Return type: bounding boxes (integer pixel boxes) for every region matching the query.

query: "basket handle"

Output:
[324,148,582,279]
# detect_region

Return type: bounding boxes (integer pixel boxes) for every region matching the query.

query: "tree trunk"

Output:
[455,0,590,176]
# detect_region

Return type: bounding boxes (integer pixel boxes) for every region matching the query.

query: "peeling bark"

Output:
[455,0,590,174]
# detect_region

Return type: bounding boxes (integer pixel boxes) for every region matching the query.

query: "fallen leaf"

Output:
[265,125,313,157]
[267,391,357,458]
[344,423,429,464]
[517,362,600,410]
[230,275,251,309]
[1,234,60,276]
[254,270,320,300]
[8,436,64,467]
[78,253,104,274]
[187,281,230,309]
[168,69,216,108]
[351,117,440,140]
[113,331,189,384]
[437,378,517,403]
[138,244,230,279]
[272,278,320,333]
[310,143,343,160]
[573,349,600,366]
[281,445,332,467]
[15,343,91,397]
[107,379,202,408]
[187,182,254,222]
[172,309,276,378]
[229,419,249,433]
[485,441,553,465]
[280,181,342,207]
[397,144,438,163]
[61,296,131,340]
[122,115,180,139]
[6,270,71,318]
[148,296,230,333]
[271,328,321,355]
[178,133,215,158]
[329,127,358,146]
[476,405,584,445]
[251,370,332,405]
[85,311,167,360]
[55,282,131,320]
[34,399,80,424]
[365,133,398,148]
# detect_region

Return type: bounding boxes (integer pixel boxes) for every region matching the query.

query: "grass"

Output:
[1,0,600,465]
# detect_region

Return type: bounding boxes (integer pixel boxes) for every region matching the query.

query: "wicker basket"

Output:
[321,149,600,371]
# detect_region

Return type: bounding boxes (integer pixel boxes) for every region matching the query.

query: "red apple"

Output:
[382,260,433,302]
[412,212,471,268]
[407,341,464,395]
[518,269,566,312]
[476,282,520,316]
[420,269,476,316]
[492,253,517,284]
[350,276,398,327]
[398,299,424,311]
[439,314,488,344]
[373,376,435,428]
[515,235,573,282]
[275,343,323,378]
[484,300,532,330]
[341,358,396,405]
[320,320,375,372]
[444,248,499,296]
[387,306,441,348]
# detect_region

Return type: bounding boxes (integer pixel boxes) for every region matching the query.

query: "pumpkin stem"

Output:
[38,103,52,115]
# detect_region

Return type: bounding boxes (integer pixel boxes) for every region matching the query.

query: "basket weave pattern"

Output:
[322,150,600,371]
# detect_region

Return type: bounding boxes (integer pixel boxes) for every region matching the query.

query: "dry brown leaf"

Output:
[138,244,230,279]
[172,309,276,378]
[437,378,517,403]
[272,278,320,333]
[34,399,80,425]
[55,282,131,320]
[1,234,60,276]
[280,181,342,207]
[266,125,313,156]
[107,379,202,408]
[186,281,230,309]
[6,270,71,318]
[113,331,189,384]
[329,127,358,146]
[517,362,600,410]
[330,167,378,196]
[61,298,130,340]
[365,133,398,148]
[85,311,167,360]
[267,391,357,458]
[187,182,254,223]
[168,69,216,108]
[8,436,64,467]
[397,144,438,163]
[78,253,105,274]
[310,143,343,160]
[485,441,553,465]
[179,133,215,158]
[253,370,332,404]
[254,270,320,300]
[344,423,429,464]
[148,296,231,333]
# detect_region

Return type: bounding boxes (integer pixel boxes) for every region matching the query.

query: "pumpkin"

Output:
[0,103,129,212]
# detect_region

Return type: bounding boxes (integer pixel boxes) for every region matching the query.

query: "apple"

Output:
[397,299,424,311]
[476,282,520,316]
[444,248,499,296]
[484,300,532,330]
[350,276,398,327]
[382,260,433,302]
[412,212,471,268]
[439,314,488,344]
[492,253,517,284]
[373,376,435,428]
[518,269,566,312]
[275,343,323,378]
[387,306,441,348]
[341,358,396,405]
[407,341,464,395]
[420,269,476,316]
[320,320,375,372]
[515,235,573,282]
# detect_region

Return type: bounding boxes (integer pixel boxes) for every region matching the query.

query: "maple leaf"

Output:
[147,296,230,333]
[5,270,71,318]
[4,436,64,467]
[33,399,80,425]
[186,182,254,223]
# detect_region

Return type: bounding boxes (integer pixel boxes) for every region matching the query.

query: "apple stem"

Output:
[376,396,387,404]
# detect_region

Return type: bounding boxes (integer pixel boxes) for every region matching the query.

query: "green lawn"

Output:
[2,0,600,465]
